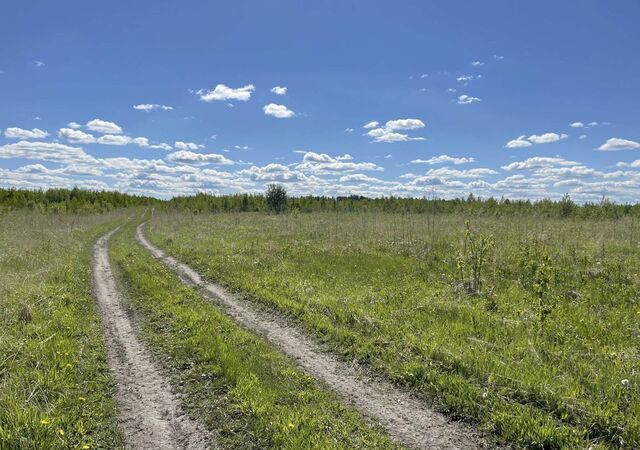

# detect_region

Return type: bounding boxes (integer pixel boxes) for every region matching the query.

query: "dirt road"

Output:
[93,228,212,449]
[137,223,486,450]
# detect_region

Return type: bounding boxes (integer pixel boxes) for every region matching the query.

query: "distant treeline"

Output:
[2,187,640,219]
[0,187,157,212]
[168,192,640,219]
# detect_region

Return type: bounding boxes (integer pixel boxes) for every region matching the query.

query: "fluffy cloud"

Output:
[411,155,475,165]
[457,95,481,105]
[384,119,425,130]
[239,163,306,182]
[527,133,567,144]
[166,150,234,165]
[423,167,498,179]
[149,142,173,150]
[67,122,82,129]
[174,141,202,151]
[133,104,173,112]
[198,84,255,102]
[506,132,567,148]
[505,135,533,148]
[4,127,49,139]
[570,122,584,128]
[339,174,384,183]
[616,160,640,168]
[502,157,580,171]
[97,134,132,146]
[0,140,93,164]
[295,151,383,173]
[365,118,425,143]
[270,86,287,95]
[263,103,295,118]
[86,119,123,134]
[597,138,640,151]
[471,61,484,66]
[58,128,96,144]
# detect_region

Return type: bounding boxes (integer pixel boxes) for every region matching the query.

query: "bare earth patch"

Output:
[93,228,213,449]
[137,223,487,450]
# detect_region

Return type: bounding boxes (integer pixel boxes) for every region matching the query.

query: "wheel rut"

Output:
[136,223,488,450]
[93,227,213,449]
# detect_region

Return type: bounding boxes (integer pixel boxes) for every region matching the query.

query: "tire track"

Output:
[137,223,487,450]
[93,227,213,450]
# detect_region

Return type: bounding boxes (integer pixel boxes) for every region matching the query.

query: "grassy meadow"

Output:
[147,210,640,449]
[0,210,128,449]
[109,221,403,449]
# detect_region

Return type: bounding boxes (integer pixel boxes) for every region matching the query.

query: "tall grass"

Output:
[148,211,640,448]
[0,210,128,449]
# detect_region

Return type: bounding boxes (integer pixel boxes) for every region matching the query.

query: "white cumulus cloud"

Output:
[597,138,640,151]
[365,118,425,143]
[527,133,568,144]
[457,95,481,105]
[175,141,203,151]
[263,103,295,118]
[411,155,475,165]
[198,84,255,102]
[167,150,234,165]
[270,86,287,95]
[86,119,123,134]
[58,128,96,144]
[4,127,49,139]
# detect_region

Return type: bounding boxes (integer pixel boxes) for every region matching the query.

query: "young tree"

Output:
[265,184,287,213]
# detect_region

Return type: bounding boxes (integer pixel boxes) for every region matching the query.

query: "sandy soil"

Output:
[93,228,213,449]
[137,223,490,450]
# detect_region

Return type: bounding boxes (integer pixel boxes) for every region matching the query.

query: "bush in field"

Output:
[518,238,555,321]
[455,220,494,294]
[265,184,287,213]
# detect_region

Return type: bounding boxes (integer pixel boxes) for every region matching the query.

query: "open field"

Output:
[109,220,407,449]
[147,210,640,449]
[0,211,127,449]
[2,194,638,449]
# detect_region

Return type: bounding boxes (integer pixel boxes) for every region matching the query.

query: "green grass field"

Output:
[0,211,127,449]
[2,204,638,449]
[147,211,640,449]
[108,221,404,449]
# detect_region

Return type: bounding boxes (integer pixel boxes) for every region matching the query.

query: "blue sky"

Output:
[1,0,640,201]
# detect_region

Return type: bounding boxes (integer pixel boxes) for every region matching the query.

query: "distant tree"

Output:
[265,184,287,213]
[560,194,576,218]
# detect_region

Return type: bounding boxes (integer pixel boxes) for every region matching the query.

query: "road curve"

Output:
[137,222,488,450]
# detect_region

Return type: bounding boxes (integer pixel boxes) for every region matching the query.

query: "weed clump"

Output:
[455,220,494,295]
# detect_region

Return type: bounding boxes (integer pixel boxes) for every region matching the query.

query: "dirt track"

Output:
[93,228,213,449]
[137,222,486,450]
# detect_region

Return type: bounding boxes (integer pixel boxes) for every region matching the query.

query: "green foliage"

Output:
[455,220,494,294]
[518,238,556,322]
[4,186,640,220]
[0,187,156,213]
[265,184,287,213]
